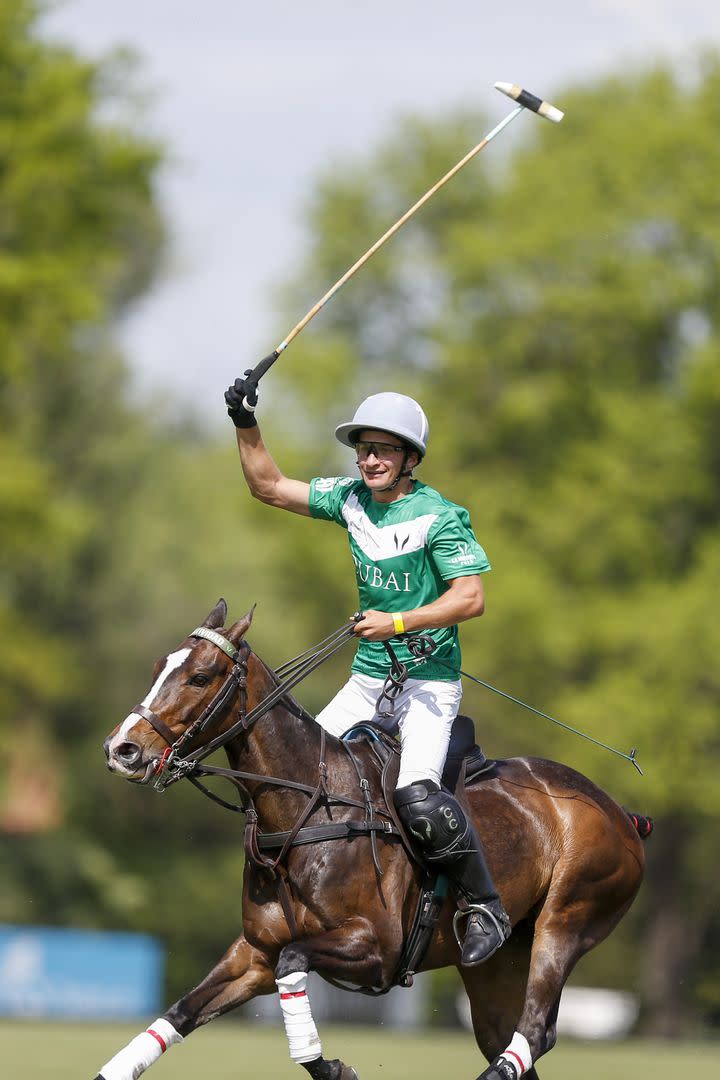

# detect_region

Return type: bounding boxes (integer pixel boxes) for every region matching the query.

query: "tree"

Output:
[0,3,347,1001]
[0,2,261,998]
[0,0,162,817]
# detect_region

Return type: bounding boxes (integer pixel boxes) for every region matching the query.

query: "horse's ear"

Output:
[202,599,228,630]
[226,604,256,645]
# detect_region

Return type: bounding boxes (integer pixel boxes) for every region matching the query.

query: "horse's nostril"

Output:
[114,741,142,766]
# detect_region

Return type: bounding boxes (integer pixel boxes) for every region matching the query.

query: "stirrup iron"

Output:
[452,902,506,949]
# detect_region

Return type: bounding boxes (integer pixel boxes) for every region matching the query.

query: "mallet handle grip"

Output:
[243,350,279,394]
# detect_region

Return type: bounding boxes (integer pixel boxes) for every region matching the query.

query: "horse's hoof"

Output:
[329,1060,359,1080]
[477,1057,518,1080]
[303,1058,359,1080]
[329,1061,359,1080]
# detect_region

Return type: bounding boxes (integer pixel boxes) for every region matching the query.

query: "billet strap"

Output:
[394,873,449,988]
[190,626,240,661]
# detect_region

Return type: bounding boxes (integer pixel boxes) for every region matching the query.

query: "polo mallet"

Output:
[239,81,564,409]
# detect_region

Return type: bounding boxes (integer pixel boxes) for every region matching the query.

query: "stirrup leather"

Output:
[452,902,506,949]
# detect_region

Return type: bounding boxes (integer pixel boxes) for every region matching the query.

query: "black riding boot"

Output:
[395,780,511,967]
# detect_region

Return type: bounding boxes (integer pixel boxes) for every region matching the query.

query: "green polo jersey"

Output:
[309,477,490,680]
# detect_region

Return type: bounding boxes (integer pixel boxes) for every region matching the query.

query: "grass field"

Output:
[1,1019,717,1080]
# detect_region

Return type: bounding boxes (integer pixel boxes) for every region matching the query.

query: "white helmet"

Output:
[334,392,430,457]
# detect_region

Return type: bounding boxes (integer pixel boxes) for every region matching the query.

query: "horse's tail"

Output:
[625,809,654,840]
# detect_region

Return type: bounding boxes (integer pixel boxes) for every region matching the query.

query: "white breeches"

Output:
[315,672,462,788]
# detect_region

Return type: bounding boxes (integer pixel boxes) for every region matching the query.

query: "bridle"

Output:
[136,619,361,798]
[129,626,249,784]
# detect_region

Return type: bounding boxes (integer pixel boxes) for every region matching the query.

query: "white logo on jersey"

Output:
[341,493,438,561]
[352,556,412,591]
[315,476,354,493]
[449,540,476,567]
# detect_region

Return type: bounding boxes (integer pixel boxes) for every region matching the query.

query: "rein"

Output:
[191,617,363,766]
[381,633,644,774]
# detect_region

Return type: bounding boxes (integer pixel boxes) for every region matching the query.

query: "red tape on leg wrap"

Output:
[146,1029,167,1053]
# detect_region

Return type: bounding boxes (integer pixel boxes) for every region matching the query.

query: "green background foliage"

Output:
[1,0,718,1037]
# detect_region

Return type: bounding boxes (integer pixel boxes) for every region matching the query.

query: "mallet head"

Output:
[495,81,564,123]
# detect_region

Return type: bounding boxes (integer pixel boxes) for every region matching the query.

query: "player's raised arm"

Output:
[225,373,311,516]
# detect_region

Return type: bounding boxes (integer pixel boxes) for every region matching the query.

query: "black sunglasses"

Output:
[354,440,406,459]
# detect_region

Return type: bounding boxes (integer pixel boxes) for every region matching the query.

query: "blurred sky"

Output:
[44,1,720,420]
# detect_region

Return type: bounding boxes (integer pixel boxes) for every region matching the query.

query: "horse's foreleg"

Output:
[273,918,385,1080]
[93,934,275,1080]
[164,934,276,1034]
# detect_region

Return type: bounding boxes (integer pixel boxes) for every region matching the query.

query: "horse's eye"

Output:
[189,673,210,687]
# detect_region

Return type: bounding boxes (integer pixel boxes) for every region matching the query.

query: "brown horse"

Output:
[96,600,650,1080]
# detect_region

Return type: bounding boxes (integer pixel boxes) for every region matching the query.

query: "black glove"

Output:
[224,370,258,428]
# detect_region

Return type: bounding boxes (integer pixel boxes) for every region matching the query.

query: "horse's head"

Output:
[104,599,254,783]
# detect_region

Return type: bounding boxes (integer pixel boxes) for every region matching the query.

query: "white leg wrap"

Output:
[498,1031,532,1077]
[98,1017,183,1080]
[277,971,322,1064]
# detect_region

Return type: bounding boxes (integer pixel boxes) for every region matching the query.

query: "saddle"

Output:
[341,713,495,794]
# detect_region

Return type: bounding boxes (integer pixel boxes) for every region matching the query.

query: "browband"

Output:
[190,626,240,661]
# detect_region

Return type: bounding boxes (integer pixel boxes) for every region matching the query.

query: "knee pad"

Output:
[394,780,471,862]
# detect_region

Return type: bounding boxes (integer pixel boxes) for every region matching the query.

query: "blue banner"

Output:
[0,925,163,1019]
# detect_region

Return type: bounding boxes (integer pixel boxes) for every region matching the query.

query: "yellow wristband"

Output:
[392,613,405,635]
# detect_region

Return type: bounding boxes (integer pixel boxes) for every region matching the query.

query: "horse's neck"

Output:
[224,652,333,831]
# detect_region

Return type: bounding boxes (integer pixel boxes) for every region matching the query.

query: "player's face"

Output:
[355,429,415,492]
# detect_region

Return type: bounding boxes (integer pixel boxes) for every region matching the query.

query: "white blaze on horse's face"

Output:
[107,648,191,772]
